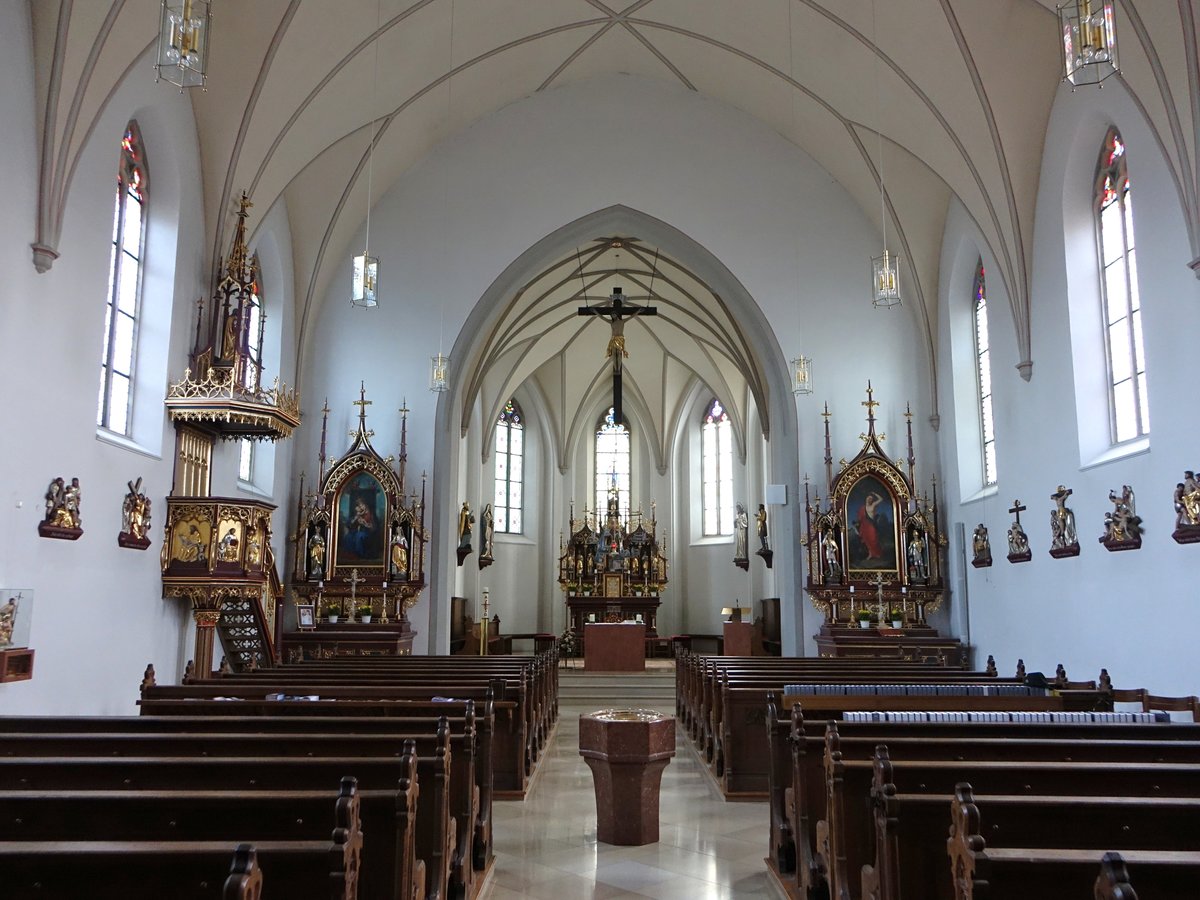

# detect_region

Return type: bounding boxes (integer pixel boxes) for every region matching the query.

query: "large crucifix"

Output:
[578,286,657,423]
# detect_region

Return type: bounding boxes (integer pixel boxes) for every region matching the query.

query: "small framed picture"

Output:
[296,604,316,630]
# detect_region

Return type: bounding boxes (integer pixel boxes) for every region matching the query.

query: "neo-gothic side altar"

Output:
[284,388,427,660]
[804,386,965,666]
[559,487,669,655]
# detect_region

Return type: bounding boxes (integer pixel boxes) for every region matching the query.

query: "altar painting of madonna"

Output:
[335,472,387,568]
[845,475,898,573]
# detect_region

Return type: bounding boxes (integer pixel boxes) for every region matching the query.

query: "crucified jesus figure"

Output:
[578,286,657,422]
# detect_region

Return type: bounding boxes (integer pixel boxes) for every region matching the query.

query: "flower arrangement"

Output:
[856,608,873,623]
[357,604,373,619]
[888,608,904,622]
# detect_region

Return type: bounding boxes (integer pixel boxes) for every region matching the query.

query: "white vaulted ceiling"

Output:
[28,1,1200,386]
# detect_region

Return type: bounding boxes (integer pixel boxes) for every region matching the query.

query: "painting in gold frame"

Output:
[844,473,899,574]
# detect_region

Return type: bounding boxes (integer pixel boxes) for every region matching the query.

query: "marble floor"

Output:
[483,700,776,899]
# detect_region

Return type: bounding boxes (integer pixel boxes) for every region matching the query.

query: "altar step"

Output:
[558,670,676,705]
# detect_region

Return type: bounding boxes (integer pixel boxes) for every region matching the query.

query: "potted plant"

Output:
[324,602,340,624]
[856,608,873,629]
[889,608,904,629]
[358,604,373,624]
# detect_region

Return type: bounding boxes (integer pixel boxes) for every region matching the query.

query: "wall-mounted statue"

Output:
[478,502,495,570]
[1006,499,1031,563]
[39,476,82,540]
[1048,485,1080,558]
[1173,470,1200,544]
[1100,484,1142,551]
[754,503,773,569]
[907,527,928,583]
[118,477,152,549]
[457,501,475,567]
[970,523,992,568]
[733,502,749,570]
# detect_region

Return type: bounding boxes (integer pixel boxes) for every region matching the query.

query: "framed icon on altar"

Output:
[603,573,623,598]
[296,604,316,631]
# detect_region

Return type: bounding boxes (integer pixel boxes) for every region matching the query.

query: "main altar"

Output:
[558,485,669,654]
[803,385,966,666]
[284,387,428,660]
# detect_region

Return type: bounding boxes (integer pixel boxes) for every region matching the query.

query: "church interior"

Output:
[2,1,1200,896]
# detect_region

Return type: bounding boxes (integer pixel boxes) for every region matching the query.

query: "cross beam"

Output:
[578,287,657,423]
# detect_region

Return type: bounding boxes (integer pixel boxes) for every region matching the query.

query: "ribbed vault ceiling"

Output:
[463,236,766,474]
[29,1,1200,384]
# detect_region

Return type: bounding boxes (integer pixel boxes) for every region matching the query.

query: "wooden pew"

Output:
[767,700,1200,900]
[947,786,1200,899]
[863,748,1200,900]
[0,783,363,900]
[0,731,453,900]
[136,686,527,799]
[0,727,468,899]
[821,738,1200,900]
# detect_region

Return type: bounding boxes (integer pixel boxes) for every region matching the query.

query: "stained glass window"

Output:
[97,122,147,435]
[1095,129,1148,443]
[973,261,997,486]
[493,399,525,533]
[595,407,630,519]
[701,398,734,535]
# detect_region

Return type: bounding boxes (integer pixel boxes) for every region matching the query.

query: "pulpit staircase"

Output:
[215,559,281,672]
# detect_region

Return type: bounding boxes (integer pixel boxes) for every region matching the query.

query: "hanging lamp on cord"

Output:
[869,0,901,309]
[1058,0,1119,88]
[352,0,383,308]
[785,0,813,393]
[430,0,456,392]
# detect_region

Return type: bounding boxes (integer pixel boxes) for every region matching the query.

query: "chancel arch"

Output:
[430,204,801,655]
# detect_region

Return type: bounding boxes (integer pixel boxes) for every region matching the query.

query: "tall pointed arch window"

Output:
[97,122,147,435]
[493,400,524,533]
[238,264,264,482]
[701,398,735,536]
[1095,129,1149,443]
[595,407,630,519]
[973,261,997,486]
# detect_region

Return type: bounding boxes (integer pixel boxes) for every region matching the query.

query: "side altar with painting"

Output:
[558,483,669,656]
[804,385,965,666]
[284,387,427,660]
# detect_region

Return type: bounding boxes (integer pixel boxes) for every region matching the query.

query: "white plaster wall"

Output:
[0,19,301,713]
[299,74,934,654]
[937,80,1200,693]
[0,22,201,714]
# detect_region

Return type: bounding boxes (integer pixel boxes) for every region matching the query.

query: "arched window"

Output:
[595,406,630,519]
[97,122,147,435]
[1095,128,1149,443]
[973,261,997,486]
[493,399,524,533]
[238,264,264,483]
[701,398,734,536]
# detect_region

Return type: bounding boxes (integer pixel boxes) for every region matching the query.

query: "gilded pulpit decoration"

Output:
[733,503,750,570]
[118,477,152,549]
[755,503,773,569]
[970,524,993,568]
[803,385,948,634]
[38,476,82,540]
[1173,470,1200,544]
[1048,485,1080,558]
[1006,499,1032,563]
[290,385,427,640]
[1100,484,1142,551]
[478,502,495,570]
[457,501,474,567]
[164,192,300,441]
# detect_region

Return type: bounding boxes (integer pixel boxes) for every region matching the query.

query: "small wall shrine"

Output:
[286,387,427,659]
[558,483,669,650]
[803,385,963,664]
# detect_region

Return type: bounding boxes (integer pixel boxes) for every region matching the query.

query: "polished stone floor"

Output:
[484,700,775,899]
